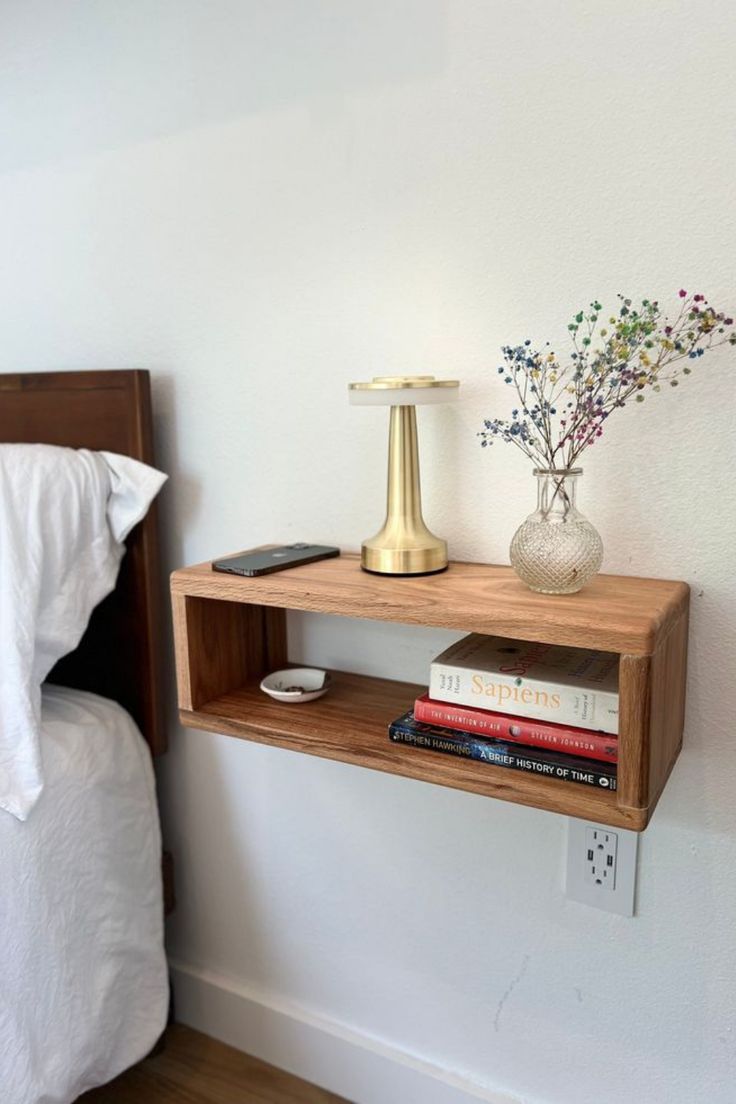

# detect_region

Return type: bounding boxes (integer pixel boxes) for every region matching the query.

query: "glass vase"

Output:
[510,469,603,595]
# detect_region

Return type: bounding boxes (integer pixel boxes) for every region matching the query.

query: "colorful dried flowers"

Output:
[480,292,736,470]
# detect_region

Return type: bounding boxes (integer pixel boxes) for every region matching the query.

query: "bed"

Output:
[0,370,170,1104]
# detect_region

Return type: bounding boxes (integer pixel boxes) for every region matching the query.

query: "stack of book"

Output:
[388,634,620,790]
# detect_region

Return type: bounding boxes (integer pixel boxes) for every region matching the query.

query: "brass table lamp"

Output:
[348,375,460,575]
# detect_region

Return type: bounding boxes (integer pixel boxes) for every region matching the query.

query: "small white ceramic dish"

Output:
[259,667,331,704]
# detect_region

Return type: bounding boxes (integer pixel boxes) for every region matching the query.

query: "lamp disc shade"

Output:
[348,375,459,406]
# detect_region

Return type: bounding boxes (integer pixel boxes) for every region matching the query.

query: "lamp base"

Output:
[356,399,452,577]
[360,536,448,576]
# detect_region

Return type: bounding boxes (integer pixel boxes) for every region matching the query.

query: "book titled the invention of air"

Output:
[428,634,620,735]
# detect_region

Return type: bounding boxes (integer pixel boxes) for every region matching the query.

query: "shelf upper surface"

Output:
[171,552,689,654]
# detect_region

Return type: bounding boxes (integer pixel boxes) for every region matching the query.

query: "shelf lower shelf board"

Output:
[179,669,643,829]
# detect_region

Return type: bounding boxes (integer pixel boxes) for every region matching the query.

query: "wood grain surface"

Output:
[172,552,688,655]
[171,553,691,831]
[180,668,638,828]
[79,1023,349,1103]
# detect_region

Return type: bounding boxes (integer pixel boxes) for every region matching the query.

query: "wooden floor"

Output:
[79,1024,351,1104]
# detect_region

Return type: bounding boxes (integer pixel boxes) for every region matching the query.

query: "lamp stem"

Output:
[386,405,422,525]
[360,403,448,575]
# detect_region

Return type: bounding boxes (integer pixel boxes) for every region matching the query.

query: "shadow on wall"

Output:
[0,0,447,173]
[152,372,204,546]
[149,370,203,755]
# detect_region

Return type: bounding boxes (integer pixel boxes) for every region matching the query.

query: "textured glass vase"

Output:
[510,469,603,595]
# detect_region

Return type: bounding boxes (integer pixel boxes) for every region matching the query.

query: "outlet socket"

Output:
[585,826,617,890]
[566,819,638,916]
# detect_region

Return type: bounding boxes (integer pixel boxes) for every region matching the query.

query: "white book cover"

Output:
[429,634,620,735]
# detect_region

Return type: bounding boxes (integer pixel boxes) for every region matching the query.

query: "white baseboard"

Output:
[169,960,525,1104]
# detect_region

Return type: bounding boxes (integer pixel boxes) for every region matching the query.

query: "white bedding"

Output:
[0,685,168,1104]
[0,444,167,820]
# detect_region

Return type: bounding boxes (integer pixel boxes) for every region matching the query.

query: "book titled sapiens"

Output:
[429,634,619,735]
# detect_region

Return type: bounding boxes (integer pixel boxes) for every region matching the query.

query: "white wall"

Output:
[2,3,735,1102]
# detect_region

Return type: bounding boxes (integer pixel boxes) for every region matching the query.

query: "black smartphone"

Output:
[212,543,340,577]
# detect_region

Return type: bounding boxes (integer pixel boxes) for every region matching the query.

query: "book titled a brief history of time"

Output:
[429,634,620,735]
[413,694,618,764]
[389,711,618,790]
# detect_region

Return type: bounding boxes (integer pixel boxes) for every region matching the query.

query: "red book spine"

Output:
[413,694,618,764]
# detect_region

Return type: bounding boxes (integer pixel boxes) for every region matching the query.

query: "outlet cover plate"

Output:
[566,819,638,916]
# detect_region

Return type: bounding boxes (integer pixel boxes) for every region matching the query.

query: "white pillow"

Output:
[0,445,167,820]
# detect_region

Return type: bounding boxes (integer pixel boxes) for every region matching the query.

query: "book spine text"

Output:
[428,663,618,734]
[414,697,618,763]
[390,722,617,790]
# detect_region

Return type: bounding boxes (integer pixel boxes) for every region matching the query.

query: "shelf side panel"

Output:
[617,603,689,820]
[172,594,287,711]
[647,605,689,810]
[618,654,652,811]
[264,606,288,672]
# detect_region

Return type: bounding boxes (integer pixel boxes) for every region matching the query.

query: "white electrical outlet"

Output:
[585,826,617,890]
[566,819,638,916]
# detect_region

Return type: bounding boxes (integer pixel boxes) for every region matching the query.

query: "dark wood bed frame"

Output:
[0,369,165,756]
[0,369,175,1030]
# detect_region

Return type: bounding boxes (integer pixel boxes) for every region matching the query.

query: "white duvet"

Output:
[0,444,167,820]
[0,686,169,1104]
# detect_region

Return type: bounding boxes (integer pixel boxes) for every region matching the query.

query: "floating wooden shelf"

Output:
[171,553,690,831]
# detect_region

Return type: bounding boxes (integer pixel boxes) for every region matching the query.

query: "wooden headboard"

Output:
[0,370,166,755]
